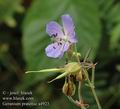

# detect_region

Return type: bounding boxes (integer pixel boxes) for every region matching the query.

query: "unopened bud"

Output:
[76,71,83,81]
[65,62,81,75]
[62,81,76,96]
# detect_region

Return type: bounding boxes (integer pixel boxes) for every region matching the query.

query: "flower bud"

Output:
[76,70,83,81]
[64,62,81,75]
[62,80,76,96]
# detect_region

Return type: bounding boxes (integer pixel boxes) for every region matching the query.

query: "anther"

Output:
[57,42,62,46]
[59,42,62,45]
[52,33,58,37]
[53,46,56,49]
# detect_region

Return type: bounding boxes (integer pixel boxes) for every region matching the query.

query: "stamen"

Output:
[52,33,58,37]
[57,42,62,46]
[59,42,62,45]
[53,46,56,49]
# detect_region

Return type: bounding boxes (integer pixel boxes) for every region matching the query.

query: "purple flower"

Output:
[45,14,77,58]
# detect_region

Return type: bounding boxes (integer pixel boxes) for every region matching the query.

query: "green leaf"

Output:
[97,1,120,57]
[107,3,120,52]
[97,0,114,17]
[0,0,24,27]
[22,0,101,87]
[110,23,120,50]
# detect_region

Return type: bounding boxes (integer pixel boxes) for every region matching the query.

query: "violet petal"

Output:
[45,42,64,58]
[46,21,64,38]
[62,41,70,52]
[61,14,77,43]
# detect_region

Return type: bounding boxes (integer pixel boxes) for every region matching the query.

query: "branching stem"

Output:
[83,69,102,109]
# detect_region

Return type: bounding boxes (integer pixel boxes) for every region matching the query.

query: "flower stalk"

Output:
[83,69,102,109]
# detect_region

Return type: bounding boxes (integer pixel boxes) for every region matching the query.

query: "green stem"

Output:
[67,96,76,105]
[81,105,87,109]
[78,81,87,109]
[84,69,102,109]
[65,52,71,63]
[78,81,82,100]
[91,67,95,85]
[74,44,80,63]
[67,96,87,109]
[74,44,87,109]
[83,48,91,62]
[74,44,82,101]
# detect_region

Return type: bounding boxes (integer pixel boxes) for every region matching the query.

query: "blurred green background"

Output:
[0,0,120,109]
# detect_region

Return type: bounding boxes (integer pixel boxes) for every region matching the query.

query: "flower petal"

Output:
[63,41,70,52]
[68,31,77,43]
[46,21,64,38]
[61,14,77,43]
[45,42,64,58]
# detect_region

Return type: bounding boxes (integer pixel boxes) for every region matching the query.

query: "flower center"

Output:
[63,35,68,42]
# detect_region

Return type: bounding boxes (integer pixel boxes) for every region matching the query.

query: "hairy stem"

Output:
[84,69,102,109]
